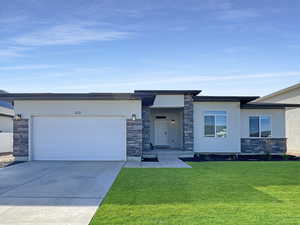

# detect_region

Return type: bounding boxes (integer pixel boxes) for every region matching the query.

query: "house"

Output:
[0,100,14,154]
[255,83,300,154]
[0,90,299,161]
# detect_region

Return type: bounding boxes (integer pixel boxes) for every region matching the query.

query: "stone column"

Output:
[183,94,194,151]
[13,119,29,161]
[241,138,287,154]
[142,106,151,151]
[126,119,142,161]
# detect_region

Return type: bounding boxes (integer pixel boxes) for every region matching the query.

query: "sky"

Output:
[0,0,300,96]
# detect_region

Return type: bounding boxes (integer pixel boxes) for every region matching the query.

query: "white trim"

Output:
[29,115,127,161]
[203,111,228,138]
[248,115,272,138]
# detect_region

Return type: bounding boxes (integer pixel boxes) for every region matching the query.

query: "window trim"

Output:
[248,115,272,138]
[204,111,228,138]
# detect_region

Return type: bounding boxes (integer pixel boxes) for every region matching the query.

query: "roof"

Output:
[256,82,300,102]
[193,96,259,104]
[0,93,140,101]
[0,92,156,107]
[135,90,201,96]
[241,102,300,109]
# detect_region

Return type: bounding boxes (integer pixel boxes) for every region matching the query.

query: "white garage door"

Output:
[32,116,126,161]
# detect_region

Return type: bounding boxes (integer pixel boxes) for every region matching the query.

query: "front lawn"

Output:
[90,162,300,225]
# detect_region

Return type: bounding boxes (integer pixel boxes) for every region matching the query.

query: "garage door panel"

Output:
[32,117,126,160]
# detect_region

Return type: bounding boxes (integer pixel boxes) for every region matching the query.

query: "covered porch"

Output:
[139,92,196,160]
[149,108,184,150]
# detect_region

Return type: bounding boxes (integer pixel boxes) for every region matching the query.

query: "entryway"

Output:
[150,108,183,149]
[154,118,169,146]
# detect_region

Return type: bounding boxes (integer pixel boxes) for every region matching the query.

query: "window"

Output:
[204,111,227,137]
[249,116,271,138]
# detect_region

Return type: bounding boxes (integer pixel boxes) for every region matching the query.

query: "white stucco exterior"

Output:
[240,109,286,138]
[14,100,141,161]
[0,116,13,154]
[256,84,300,153]
[14,100,142,119]
[0,105,14,154]
[151,95,184,108]
[193,102,241,153]
[0,116,13,133]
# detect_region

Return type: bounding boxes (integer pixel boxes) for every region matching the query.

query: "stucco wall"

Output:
[285,108,300,152]
[151,95,184,108]
[240,109,286,138]
[193,102,241,153]
[258,87,300,104]
[0,116,13,133]
[0,116,13,154]
[14,100,142,119]
[256,88,300,153]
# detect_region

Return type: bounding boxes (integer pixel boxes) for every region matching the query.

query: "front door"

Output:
[154,119,169,146]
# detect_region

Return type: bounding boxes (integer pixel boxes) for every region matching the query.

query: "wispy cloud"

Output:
[0,15,28,24]
[0,64,58,70]
[0,47,30,57]
[216,9,260,20]
[15,24,133,46]
[56,71,300,91]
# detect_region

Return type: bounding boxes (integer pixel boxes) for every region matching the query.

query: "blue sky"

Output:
[0,0,300,96]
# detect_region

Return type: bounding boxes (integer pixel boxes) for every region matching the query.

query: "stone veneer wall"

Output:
[241,138,287,154]
[142,106,151,151]
[183,94,194,151]
[13,119,29,159]
[126,119,143,158]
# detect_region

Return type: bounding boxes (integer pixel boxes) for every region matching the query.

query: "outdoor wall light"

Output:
[171,120,175,124]
[15,114,22,120]
[132,114,137,121]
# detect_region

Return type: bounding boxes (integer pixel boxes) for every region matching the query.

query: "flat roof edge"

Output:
[0,93,141,101]
[135,90,201,96]
[193,96,259,103]
[241,103,300,109]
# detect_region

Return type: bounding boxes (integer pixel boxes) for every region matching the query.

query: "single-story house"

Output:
[0,101,14,154]
[255,83,300,154]
[0,90,299,161]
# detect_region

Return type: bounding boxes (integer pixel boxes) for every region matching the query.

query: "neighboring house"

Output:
[0,101,14,154]
[0,90,299,161]
[256,83,300,154]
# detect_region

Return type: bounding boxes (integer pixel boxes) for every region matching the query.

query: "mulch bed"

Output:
[142,158,159,162]
[180,154,300,162]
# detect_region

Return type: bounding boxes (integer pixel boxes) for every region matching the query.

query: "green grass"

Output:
[90,162,300,225]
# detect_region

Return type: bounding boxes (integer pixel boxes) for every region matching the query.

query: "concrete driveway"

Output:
[0,161,124,225]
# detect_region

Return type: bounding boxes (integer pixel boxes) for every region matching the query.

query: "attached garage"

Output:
[32,116,126,161]
[0,93,147,161]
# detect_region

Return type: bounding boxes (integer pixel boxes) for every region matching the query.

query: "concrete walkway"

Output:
[125,150,192,168]
[0,161,123,225]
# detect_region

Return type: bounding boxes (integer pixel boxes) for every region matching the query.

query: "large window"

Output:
[204,111,227,137]
[249,116,272,138]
